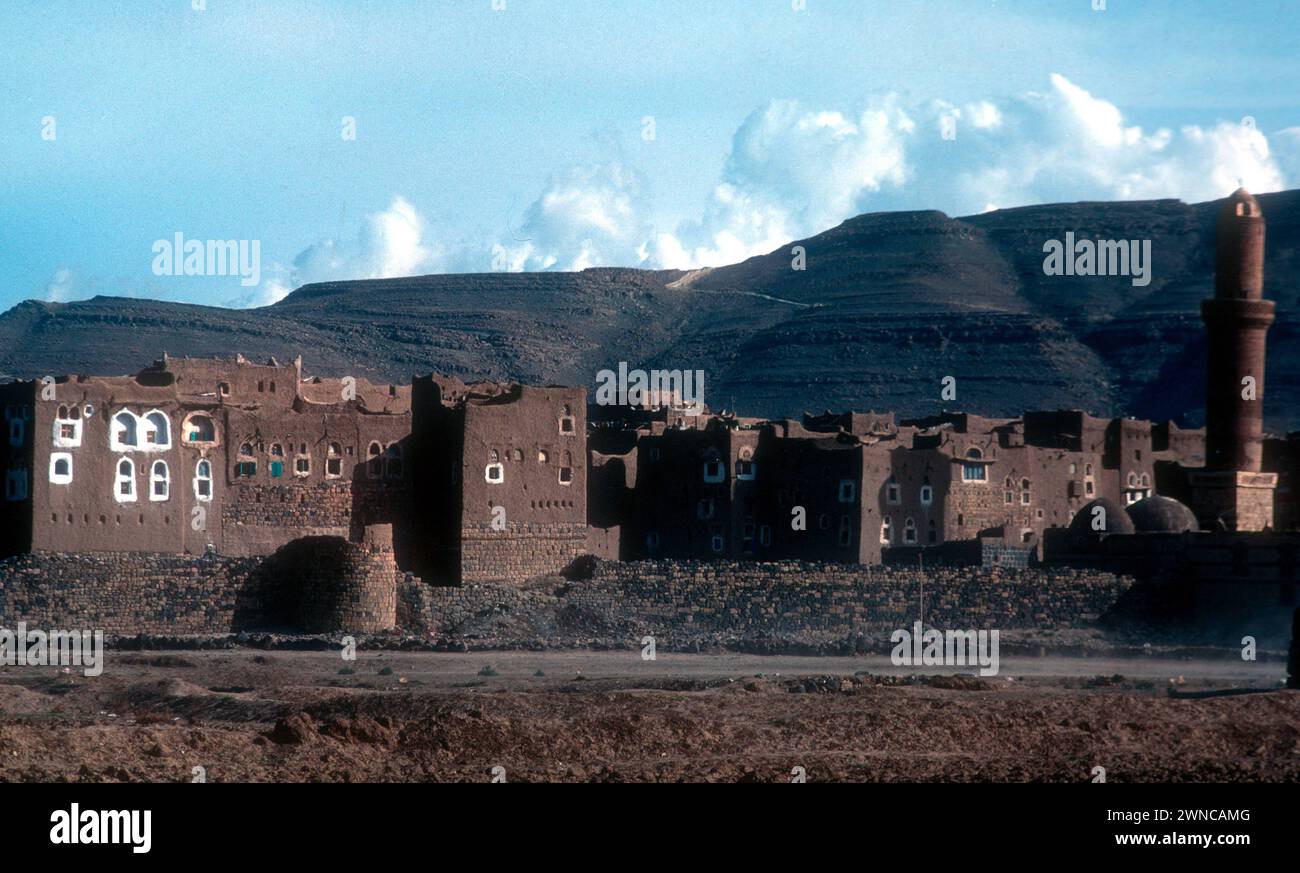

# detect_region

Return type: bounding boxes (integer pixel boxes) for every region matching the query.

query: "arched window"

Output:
[194,459,213,501]
[185,414,216,444]
[143,410,170,448]
[49,453,73,485]
[115,458,136,502]
[111,411,139,450]
[1126,472,1137,487]
[904,517,917,544]
[150,460,170,501]
[881,517,894,544]
[368,441,383,478]
[962,448,987,481]
[928,519,937,543]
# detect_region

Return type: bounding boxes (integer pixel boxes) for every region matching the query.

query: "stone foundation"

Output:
[459,521,588,584]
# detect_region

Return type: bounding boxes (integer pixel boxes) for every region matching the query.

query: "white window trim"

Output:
[839,479,856,503]
[110,410,140,451]
[140,409,171,449]
[49,452,73,485]
[114,458,136,502]
[485,463,504,484]
[150,460,170,502]
[194,460,213,502]
[52,416,82,448]
[920,485,933,505]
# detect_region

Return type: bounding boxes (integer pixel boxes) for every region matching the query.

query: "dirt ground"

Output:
[1,650,1297,782]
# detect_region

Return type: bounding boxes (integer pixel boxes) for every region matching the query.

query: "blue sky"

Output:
[2,0,1299,310]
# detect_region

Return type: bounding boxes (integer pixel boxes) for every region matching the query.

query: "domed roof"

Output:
[1069,497,1134,535]
[1125,495,1199,533]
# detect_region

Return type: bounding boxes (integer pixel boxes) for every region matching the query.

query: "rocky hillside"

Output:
[3,191,1298,432]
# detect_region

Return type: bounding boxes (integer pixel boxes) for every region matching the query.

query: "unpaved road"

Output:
[1,650,1296,782]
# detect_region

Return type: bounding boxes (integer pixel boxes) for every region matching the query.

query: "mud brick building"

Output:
[0,354,411,561]
[410,377,588,584]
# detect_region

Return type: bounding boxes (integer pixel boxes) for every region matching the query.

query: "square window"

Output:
[486,463,504,483]
[270,461,283,478]
[558,466,572,485]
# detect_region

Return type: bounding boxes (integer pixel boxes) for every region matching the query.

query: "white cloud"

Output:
[229,196,451,307]
[42,268,76,303]
[492,159,653,272]
[226,74,1300,302]
[647,74,1296,268]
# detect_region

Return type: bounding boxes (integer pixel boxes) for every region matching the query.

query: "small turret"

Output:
[1214,187,1265,302]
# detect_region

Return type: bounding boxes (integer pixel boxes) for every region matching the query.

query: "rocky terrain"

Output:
[1,650,1295,782]
[3,191,1299,431]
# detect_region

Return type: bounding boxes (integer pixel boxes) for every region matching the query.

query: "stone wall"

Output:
[399,559,1135,647]
[458,521,588,584]
[0,550,268,635]
[0,525,400,635]
[221,482,354,556]
[286,527,397,633]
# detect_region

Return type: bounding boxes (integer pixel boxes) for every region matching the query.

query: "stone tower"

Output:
[1190,188,1278,531]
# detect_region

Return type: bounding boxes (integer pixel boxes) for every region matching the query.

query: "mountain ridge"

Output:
[4,190,1298,432]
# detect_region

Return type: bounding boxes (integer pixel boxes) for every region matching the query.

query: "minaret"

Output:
[1191,188,1278,531]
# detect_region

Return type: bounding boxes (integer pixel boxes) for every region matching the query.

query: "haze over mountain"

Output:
[3,191,1298,433]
